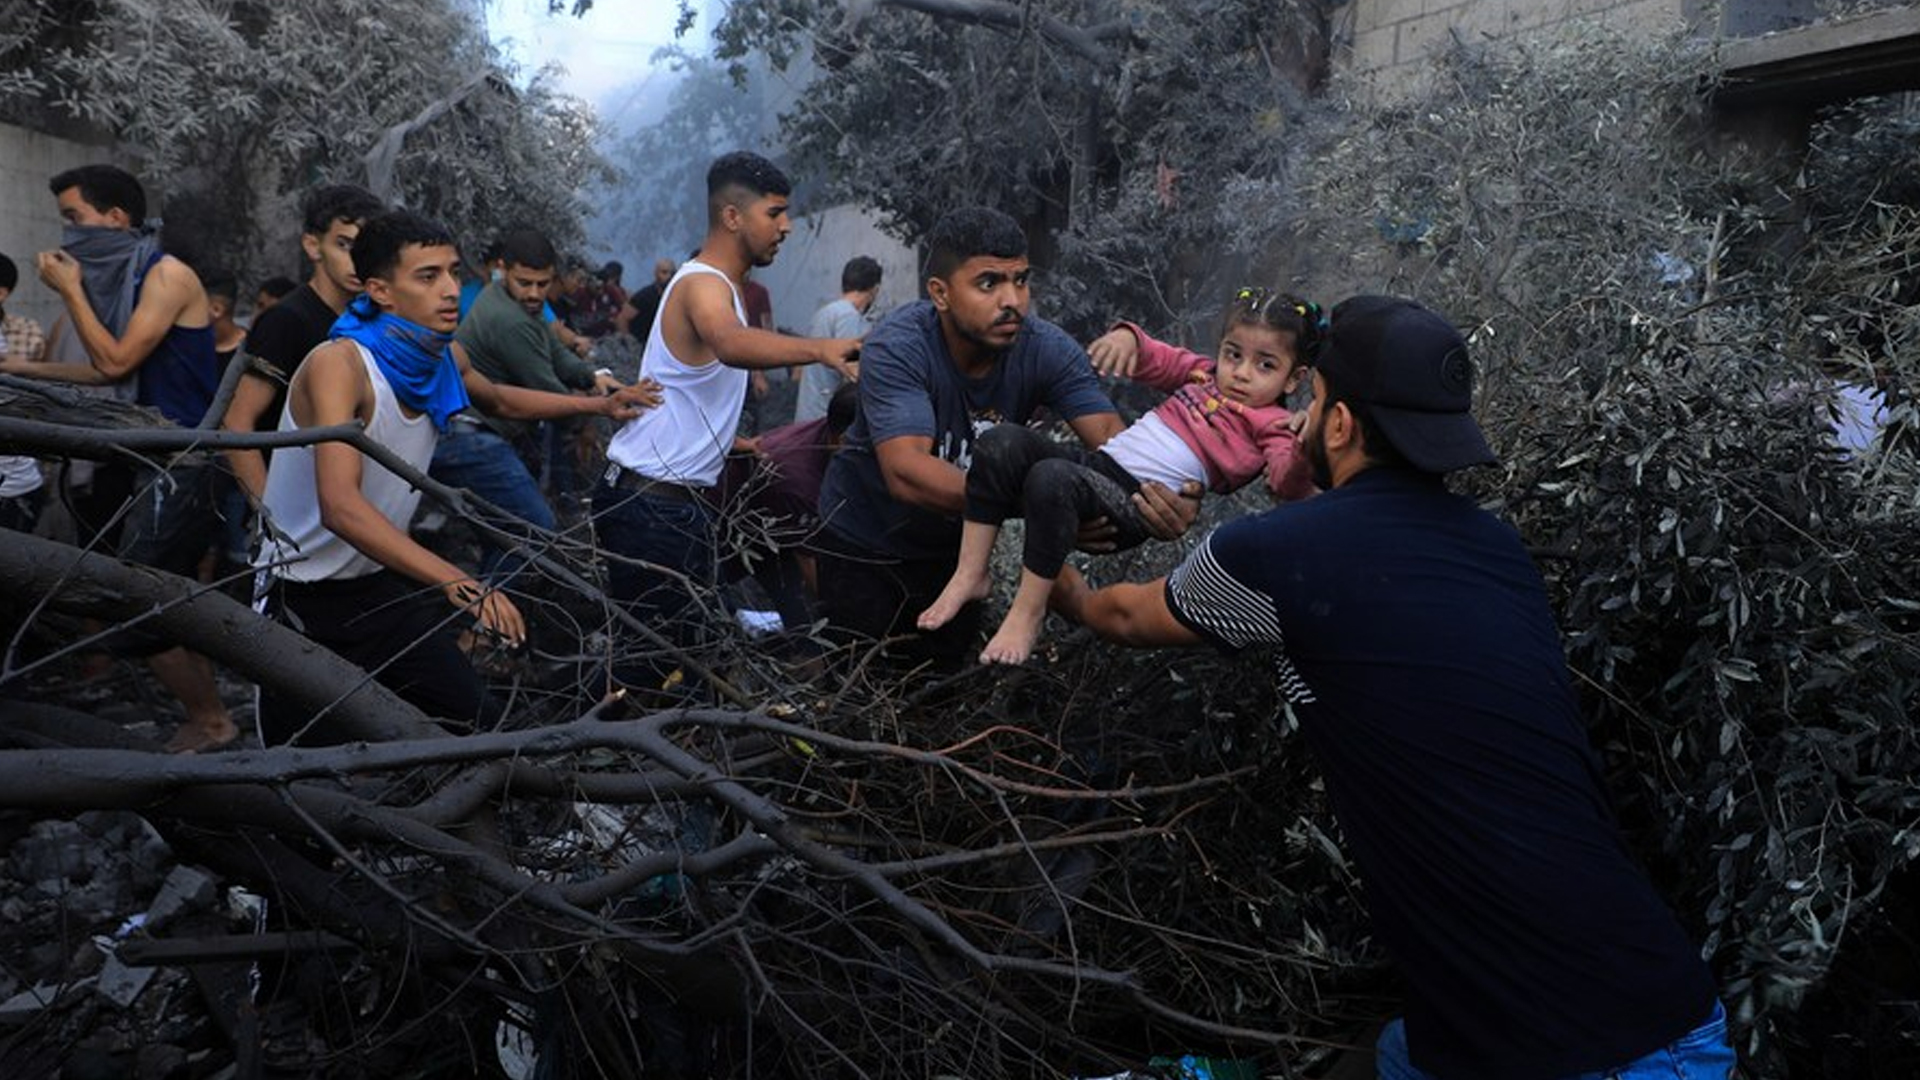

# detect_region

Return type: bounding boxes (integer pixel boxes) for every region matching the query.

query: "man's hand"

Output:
[444,578,526,649]
[818,338,861,382]
[750,371,770,399]
[1134,479,1204,540]
[1087,327,1139,378]
[590,372,624,396]
[35,250,83,297]
[601,377,662,420]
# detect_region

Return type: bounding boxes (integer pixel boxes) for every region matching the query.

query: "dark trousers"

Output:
[816,547,981,669]
[963,424,1149,578]
[591,481,718,693]
[257,570,498,747]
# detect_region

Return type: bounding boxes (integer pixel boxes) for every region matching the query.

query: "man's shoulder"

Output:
[866,301,936,349]
[1012,315,1081,358]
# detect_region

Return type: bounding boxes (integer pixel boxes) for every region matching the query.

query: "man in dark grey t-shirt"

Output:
[815,206,1198,665]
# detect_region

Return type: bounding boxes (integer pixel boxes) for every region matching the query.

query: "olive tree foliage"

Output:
[0,0,608,282]
[709,0,1334,339]
[1288,28,1920,1075]
[597,50,790,267]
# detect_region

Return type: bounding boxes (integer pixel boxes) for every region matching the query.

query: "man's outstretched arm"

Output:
[1050,565,1202,648]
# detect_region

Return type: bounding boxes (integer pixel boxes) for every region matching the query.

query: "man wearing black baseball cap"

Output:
[1054,296,1732,1079]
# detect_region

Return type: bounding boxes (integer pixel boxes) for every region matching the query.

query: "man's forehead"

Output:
[395,243,460,270]
[953,254,1029,279]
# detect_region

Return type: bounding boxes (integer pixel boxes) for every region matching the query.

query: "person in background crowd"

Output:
[254,275,298,315]
[794,255,882,424]
[221,184,387,505]
[0,251,48,533]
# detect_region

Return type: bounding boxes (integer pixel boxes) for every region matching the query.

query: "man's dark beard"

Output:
[1305,422,1334,490]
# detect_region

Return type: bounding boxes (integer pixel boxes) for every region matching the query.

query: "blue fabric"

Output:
[1162,467,1719,1079]
[817,300,1115,560]
[1375,1002,1735,1080]
[135,322,220,426]
[429,426,555,581]
[329,295,470,430]
[591,482,717,692]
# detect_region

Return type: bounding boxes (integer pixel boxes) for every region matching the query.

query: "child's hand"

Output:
[1087,328,1139,378]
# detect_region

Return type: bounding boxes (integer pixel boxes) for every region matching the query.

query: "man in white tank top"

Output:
[254,210,657,747]
[594,151,861,696]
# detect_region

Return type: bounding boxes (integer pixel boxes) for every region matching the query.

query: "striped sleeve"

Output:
[1164,533,1284,650]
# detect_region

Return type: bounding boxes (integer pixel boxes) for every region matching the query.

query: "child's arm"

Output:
[1094,321,1213,394]
[1259,413,1318,502]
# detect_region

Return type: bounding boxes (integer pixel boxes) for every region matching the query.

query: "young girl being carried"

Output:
[919,288,1326,664]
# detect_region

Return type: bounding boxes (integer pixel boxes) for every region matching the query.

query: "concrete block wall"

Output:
[1334,0,1695,95]
[0,122,128,338]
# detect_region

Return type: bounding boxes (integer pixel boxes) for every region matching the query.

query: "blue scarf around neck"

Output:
[328,295,470,430]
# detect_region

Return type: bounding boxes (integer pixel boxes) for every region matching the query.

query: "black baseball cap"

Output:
[1311,295,1497,473]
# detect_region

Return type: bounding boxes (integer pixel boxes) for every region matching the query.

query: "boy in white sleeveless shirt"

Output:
[256,210,656,746]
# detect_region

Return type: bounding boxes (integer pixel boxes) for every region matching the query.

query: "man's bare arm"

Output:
[36,251,200,380]
[674,274,859,376]
[295,343,526,645]
[455,343,660,422]
[220,371,282,501]
[1050,566,1202,647]
[874,434,966,516]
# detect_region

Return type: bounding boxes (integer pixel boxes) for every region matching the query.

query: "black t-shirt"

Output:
[243,283,339,422]
[1164,467,1716,1080]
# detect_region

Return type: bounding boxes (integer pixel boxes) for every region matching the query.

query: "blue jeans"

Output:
[591,481,717,693]
[429,426,556,581]
[1376,1002,1735,1080]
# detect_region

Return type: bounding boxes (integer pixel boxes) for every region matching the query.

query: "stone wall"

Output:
[1333,0,1696,92]
[0,122,128,338]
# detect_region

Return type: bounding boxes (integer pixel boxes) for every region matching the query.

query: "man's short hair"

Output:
[49,164,147,222]
[706,152,791,218]
[0,253,17,293]
[258,275,299,301]
[826,381,860,436]
[841,255,883,293]
[497,228,557,272]
[598,260,623,282]
[300,184,385,236]
[924,207,1026,281]
[352,210,456,283]
[200,268,238,305]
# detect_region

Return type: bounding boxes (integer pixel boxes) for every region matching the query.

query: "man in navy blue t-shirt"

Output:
[1053,296,1733,1080]
[816,206,1198,665]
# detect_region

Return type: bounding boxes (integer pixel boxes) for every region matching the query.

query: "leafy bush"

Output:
[1283,27,1920,1075]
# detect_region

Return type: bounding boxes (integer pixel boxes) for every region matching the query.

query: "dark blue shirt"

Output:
[1164,467,1716,1080]
[131,255,220,427]
[818,300,1114,560]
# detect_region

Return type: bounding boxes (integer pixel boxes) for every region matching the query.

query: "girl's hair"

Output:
[1222,287,1329,364]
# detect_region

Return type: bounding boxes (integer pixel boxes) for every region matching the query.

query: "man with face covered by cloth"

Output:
[0,164,233,752]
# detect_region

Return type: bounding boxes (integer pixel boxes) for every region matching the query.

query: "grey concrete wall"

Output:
[747,203,920,333]
[1333,0,1695,93]
[0,122,127,337]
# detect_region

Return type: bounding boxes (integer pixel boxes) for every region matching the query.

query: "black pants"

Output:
[816,547,980,670]
[963,424,1149,578]
[257,570,499,747]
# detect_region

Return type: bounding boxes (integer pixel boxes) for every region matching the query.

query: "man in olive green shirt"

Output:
[431,227,623,578]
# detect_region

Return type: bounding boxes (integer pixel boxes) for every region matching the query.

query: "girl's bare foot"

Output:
[917,572,990,631]
[979,608,1045,665]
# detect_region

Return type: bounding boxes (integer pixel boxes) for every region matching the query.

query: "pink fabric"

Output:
[1116,321,1314,501]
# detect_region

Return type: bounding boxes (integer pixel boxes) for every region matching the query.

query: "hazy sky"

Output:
[485,0,714,131]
